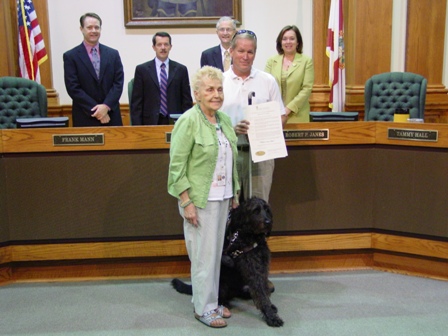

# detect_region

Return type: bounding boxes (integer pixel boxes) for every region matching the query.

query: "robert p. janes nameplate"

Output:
[284,129,329,141]
[388,128,438,142]
[53,134,104,146]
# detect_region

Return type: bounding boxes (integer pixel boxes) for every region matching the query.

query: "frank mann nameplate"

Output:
[283,129,329,141]
[53,134,105,146]
[387,128,438,142]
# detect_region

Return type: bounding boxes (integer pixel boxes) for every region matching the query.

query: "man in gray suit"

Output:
[64,13,124,127]
[200,16,236,71]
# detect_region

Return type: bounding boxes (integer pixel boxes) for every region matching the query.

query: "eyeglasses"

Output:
[217,28,235,33]
[232,29,257,40]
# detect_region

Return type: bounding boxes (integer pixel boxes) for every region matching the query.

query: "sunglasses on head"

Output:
[232,29,257,40]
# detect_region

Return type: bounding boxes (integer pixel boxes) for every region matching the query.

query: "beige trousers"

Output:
[180,199,230,315]
[237,150,274,202]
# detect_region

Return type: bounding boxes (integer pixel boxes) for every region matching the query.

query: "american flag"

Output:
[17,0,48,83]
[326,0,345,111]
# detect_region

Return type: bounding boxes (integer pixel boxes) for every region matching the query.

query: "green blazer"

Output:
[265,53,314,123]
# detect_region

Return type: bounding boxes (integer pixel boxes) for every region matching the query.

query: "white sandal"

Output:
[194,311,227,328]
[215,305,232,318]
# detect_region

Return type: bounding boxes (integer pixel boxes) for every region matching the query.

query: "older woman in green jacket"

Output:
[168,66,239,328]
[265,25,315,123]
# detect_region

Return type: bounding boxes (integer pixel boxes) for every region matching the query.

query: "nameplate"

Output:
[53,134,105,146]
[165,132,172,143]
[284,129,329,141]
[387,128,438,142]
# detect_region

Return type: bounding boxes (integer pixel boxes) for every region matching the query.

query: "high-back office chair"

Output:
[364,72,427,121]
[0,76,47,129]
[128,78,134,106]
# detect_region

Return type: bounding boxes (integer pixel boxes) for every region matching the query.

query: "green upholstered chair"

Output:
[0,76,47,129]
[364,72,427,121]
[128,78,134,105]
[128,78,134,125]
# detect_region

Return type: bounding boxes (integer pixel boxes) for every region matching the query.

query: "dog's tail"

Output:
[171,278,193,295]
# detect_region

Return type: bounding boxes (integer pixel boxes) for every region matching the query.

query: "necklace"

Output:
[214,114,221,130]
[199,106,221,130]
[283,56,294,69]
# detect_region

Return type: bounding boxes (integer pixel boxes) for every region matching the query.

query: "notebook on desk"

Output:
[16,117,69,128]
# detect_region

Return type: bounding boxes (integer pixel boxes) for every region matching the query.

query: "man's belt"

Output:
[237,145,250,152]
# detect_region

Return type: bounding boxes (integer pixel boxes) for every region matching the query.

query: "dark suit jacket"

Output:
[200,45,224,71]
[63,43,124,127]
[131,59,192,125]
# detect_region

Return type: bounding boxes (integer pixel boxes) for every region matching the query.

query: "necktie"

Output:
[160,63,168,117]
[91,47,100,78]
[223,50,231,71]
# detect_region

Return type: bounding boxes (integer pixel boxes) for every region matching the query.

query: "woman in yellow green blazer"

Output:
[265,25,314,123]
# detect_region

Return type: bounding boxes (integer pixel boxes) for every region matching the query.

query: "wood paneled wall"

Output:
[0,0,58,105]
[1,0,448,123]
[406,0,445,83]
[344,0,394,118]
[406,0,448,122]
[312,0,448,122]
[0,0,16,76]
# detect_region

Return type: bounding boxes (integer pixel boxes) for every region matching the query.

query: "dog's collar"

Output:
[225,231,261,259]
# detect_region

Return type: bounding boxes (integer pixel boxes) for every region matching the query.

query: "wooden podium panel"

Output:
[1,122,447,242]
[1,122,447,282]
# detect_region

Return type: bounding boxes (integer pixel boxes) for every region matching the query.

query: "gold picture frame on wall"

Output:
[123,0,242,28]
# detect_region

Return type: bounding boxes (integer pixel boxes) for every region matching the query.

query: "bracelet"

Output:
[180,199,193,208]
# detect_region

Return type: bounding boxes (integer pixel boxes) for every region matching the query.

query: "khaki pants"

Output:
[237,150,274,202]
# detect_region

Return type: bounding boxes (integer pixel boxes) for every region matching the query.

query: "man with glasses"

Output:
[200,16,236,72]
[221,30,287,203]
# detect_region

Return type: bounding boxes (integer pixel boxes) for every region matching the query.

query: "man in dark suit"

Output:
[200,16,236,72]
[63,13,124,127]
[131,32,192,125]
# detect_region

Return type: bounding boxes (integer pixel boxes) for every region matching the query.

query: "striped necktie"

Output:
[160,63,168,117]
[91,47,100,78]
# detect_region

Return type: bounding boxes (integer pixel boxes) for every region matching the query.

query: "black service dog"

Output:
[171,197,284,327]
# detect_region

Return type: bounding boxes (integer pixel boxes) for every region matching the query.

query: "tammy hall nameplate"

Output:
[53,134,105,146]
[284,129,329,141]
[387,128,438,142]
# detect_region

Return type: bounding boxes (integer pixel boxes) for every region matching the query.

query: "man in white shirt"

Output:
[221,30,286,202]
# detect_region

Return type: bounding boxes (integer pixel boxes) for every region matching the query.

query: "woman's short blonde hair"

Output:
[191,66,223,92]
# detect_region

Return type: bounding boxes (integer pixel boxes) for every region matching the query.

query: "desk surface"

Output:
[1,121,448,154]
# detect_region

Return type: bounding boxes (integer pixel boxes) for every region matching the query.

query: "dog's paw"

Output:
[264,314,284,327]
[271,304,278,313]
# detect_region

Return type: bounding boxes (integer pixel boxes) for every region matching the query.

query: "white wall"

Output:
[391,0,407,72]
[444,0,448,86]
[48,0,311,104]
